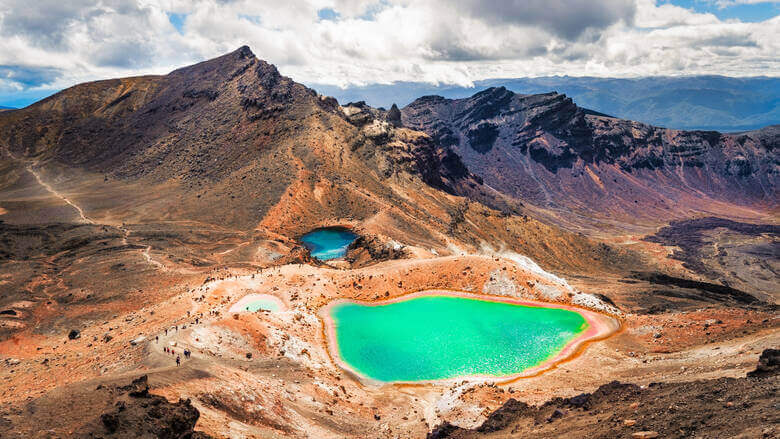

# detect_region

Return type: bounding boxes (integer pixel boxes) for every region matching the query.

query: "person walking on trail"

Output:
[176,356,181,366]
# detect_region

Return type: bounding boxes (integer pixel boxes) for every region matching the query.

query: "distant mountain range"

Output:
[0,106,15,110]
[310,76,779,132]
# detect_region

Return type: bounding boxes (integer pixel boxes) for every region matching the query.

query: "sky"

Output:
[0,0,778,107]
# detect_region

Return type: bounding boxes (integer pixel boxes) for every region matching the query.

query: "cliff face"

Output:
[402,87,778,231]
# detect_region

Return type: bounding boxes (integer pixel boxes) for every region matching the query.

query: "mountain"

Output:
[0,47,777,439]
[0,46,486,233]
[402,87,778,234]
[310,75,780,132]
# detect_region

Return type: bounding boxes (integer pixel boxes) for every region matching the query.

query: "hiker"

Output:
[176,356,180,366]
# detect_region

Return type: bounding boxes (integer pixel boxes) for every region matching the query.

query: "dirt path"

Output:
[25,163,175,272]
[27,165,94,224]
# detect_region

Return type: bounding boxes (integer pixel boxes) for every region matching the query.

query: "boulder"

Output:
[129,335,146,346]
[747,348,779,377]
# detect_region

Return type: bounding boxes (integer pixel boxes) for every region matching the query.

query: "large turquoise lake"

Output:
[328,295,588,382]
[301,227,357,260]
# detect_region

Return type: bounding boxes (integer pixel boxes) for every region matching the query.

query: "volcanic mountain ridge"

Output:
[402,87,778,234]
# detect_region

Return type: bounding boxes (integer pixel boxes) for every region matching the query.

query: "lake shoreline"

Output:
[320,289,621,386]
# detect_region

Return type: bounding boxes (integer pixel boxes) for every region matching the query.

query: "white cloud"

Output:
[0,0,776,93]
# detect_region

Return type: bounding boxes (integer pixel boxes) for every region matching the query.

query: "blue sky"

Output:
[0,0,778,109]
[664,1,779,22]
[167,12,188,34]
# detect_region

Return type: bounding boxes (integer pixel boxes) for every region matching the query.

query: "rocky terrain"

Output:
[402,88,777,234]
[0,47,776,438]
[312,75,780,132]
[429,349,779,439]
[1,374,212,439]
[645,217,779,302]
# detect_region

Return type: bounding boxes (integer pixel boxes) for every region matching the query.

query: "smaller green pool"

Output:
[242,299,280,312]
[326,294,589,382]
[229,294,284,313]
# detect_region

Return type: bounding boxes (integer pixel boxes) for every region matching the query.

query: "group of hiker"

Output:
[162,346,192,366]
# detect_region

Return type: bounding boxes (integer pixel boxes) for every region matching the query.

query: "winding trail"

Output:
[27,166,94,224]
[25,163,170,271]
[142,245,166,270]
[216,241,250,256]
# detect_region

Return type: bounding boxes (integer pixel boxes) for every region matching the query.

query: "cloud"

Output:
[0,0,96,48]
[0,65,63,87]
[443,0,636,39]
[0,0,776,97]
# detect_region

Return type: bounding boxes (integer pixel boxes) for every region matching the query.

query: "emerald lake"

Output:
[326,294,589,382]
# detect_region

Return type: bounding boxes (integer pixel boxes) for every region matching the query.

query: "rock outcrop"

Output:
[429,352,779,439]
[402,87,778,232]
[82,375,212,439]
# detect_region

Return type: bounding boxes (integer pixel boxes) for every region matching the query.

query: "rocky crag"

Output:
[402,87,778,233]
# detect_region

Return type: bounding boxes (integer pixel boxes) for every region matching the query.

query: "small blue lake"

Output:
[300,227,358,260]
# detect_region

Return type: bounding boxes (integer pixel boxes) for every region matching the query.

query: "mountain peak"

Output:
[235,45,255,59]
[168,45,260,80]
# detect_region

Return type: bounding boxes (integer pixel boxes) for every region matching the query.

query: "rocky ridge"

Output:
[429,349,779,439]
[402,87,778,232]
